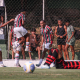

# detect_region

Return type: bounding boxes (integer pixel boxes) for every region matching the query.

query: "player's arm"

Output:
[22,15,25,26]
[55,26,60,37]
[0,19,14,28]
[51,33,54,44]
[62,25,67,37]
[1,16,3,24]
[10,32,12,42]
[50,27,54,44]
[41,35,44,46]
[10,31,13,45]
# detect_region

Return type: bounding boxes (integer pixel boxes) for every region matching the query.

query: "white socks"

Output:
[15,53,19,66]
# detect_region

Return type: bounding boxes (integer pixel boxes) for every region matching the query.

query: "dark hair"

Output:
[40,20,46,23]
[65,19,70,23]
[31,28,36,32]
[21,8,26,12]
[58,18,63,21]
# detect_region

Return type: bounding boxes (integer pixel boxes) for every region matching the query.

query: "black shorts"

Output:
[31,46,37,51]
[57,39,66,45]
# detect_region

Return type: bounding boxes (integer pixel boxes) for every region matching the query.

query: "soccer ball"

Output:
[23,62,35,73]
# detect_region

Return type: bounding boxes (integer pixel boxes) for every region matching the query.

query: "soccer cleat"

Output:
[36,64,40,67]
[41,65,50,69]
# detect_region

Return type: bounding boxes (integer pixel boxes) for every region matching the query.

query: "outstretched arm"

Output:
[0,19,14,28]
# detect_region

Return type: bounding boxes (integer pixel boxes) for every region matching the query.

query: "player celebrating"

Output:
[41,48,80,69]
[36,20,53,67]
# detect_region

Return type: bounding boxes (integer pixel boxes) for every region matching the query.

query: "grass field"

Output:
[0,67,80,80]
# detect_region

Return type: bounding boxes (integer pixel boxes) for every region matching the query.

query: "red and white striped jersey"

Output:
[40,25,53,43]
[14,13,25,27]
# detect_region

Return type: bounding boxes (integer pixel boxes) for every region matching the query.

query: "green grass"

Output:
[0,67,80,80]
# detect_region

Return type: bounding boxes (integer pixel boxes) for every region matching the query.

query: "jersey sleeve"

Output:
[22,14,25,21]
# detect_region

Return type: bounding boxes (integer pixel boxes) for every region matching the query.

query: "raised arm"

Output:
[0,19,14,28]
[55,26,60,38]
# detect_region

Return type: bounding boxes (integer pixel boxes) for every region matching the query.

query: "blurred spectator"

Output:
[55,18,67,60]
[29,28,41,60]
[0,15,4,35]
[10,26,25,59]
[0,48,4,67]
[65,20,75,60]
[0,14,3,25]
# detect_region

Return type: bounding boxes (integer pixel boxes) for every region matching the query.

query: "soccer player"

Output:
[10,26,25,59]
[0,8,29,67]
[41,48,80,69]
[36,20,53,67]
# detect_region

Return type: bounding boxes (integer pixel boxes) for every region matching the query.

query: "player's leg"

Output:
[0,49,4,67]
[25,33,30,51]
[36,46,41,59]
[41,49,58,69]
[65,44,70,60]
[58,45,62,55]
[36,43,51,67]
[14,50,20,67]
[36,48,48,67]
[28,46,32,60]
[14,41,22,67]
[70,45,75,60]
[21,43,25,59]
[62,45,66,60]
[12,49,14,59]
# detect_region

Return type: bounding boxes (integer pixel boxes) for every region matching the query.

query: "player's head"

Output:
[31,28,36,35]
[40,20,46,28]
[65,19,70,27]
[58,18,62,26]
[21,8,26,15]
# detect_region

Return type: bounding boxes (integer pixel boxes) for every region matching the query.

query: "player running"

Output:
[36,20,53,67]
[41,48,80,69]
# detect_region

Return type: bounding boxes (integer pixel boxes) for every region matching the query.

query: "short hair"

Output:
[21,8,26,12]
[40,20,46,23]
[31,28,36,32]
[65,19,70,23]
[58,18,63,21]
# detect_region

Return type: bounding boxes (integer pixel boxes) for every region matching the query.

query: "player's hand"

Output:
[49,44,52,47]
[57,35,60,38]
[68,39,70,42]
[10,19,14,22]
[60,36,63,38]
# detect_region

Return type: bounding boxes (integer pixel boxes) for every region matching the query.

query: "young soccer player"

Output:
[36,20,53,67]
[41,48,80,69]
[0,8,29,67]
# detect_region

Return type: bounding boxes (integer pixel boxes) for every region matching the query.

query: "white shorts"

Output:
[13,26,27,38]
[12,41,22,52]
[42,43,51,50]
